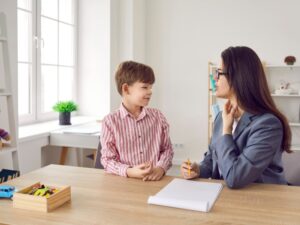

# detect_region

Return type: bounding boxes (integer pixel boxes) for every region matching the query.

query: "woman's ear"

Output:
[122,83,129,95]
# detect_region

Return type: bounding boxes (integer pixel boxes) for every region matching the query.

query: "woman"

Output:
[181,46,291,188]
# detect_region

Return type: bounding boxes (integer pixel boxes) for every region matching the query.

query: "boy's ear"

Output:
[122,83,129,95]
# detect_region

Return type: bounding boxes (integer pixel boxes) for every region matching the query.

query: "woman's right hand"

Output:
[180,161,200,179]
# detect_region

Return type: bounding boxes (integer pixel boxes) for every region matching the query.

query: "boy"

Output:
[101,61,174,181]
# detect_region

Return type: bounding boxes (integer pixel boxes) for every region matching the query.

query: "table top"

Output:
[1,164,300,225]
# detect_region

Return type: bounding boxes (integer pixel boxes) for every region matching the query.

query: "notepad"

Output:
[148,178,223,212]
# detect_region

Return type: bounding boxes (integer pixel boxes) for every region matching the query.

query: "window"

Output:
[17,0,76,124]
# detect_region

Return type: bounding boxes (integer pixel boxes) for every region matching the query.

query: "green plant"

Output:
[52,101,78,113]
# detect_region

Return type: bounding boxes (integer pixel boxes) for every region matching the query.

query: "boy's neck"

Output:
[122,100,143,119]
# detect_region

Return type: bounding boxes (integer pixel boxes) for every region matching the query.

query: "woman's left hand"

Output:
[222,100,238,135]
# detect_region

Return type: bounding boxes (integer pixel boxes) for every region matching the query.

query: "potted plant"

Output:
[53,101,78,125]
[284,56,296,65]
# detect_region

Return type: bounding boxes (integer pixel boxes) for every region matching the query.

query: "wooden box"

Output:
[13,182,71,212]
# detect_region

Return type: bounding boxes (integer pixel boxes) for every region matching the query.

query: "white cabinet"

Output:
[208,62,300,151]
[0,12,18,169]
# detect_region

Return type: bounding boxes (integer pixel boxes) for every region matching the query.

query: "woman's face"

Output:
[215,60,233,99]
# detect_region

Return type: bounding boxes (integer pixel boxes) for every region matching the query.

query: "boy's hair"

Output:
[115,61,155,95]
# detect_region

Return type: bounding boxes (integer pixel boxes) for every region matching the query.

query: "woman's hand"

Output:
[222,100,238,135]
[180,161,200,179]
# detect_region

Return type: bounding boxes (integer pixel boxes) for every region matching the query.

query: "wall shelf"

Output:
[265,64,300,68]
[289,122,300,127]
[0,92,12,96]
[291,145,300,151]
[0,146,17,156]
[271,94,300,97]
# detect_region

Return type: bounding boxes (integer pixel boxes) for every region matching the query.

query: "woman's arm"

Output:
[215,115,283,188]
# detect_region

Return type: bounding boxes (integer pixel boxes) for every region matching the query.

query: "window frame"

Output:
[17,0,77,125]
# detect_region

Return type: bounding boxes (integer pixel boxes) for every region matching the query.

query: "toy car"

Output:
[0,185,15,198]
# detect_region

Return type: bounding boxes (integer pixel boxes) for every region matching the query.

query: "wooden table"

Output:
[1,165,300,225]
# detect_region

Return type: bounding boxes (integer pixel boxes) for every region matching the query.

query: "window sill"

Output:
[18,116,99,143]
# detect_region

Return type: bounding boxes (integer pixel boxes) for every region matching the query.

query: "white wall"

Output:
[144,0,300,163]
[77,0,110,119]
[110,0,148,111]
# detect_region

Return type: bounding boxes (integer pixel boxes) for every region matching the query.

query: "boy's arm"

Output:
[156,112,174,172]
[100,118,130,177]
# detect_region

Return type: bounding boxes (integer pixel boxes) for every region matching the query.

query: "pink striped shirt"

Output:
[100,104,174,177]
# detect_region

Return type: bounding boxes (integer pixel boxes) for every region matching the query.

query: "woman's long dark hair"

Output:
[221,46,291,153]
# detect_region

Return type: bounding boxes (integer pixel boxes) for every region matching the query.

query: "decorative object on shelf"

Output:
[274,80,293,95]
[0,169,20,183]
[209,74,216,92]
[284,56,296,65]
[0,128,10,149]
[53,101,78,125]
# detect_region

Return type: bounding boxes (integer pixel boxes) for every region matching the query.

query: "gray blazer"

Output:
[200,112,287,188]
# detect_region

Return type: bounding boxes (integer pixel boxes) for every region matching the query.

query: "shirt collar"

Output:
[119,103,147,121]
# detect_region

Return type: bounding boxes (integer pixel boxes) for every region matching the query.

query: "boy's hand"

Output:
[126,162,153,179]
[180,161,200,179]
[142,167,165,181]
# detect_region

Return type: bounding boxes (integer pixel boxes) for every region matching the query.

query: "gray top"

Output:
[200,111,287,189]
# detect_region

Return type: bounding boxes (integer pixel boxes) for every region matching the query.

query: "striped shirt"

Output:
[100,104,174,177]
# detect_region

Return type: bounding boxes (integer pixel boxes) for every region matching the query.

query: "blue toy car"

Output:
[0,185,15,198]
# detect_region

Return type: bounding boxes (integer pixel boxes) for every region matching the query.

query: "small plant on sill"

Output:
[53,101,78,125]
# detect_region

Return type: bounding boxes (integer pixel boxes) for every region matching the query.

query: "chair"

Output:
[282,152,300,186]
[94,142,104,169]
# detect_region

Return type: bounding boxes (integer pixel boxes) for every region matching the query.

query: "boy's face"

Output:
[123,81,153,107]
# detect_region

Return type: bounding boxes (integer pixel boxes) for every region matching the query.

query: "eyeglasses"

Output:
[215,69,228,80]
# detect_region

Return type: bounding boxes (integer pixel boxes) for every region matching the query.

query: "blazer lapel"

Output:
[233,112,254,140]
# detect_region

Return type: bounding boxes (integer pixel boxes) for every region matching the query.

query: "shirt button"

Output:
[140,151,143,154]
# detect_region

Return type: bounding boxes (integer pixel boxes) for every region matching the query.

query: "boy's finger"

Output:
[142,175,149,181]
[142,168,152,176]
[147,163,153,172]
[137,163,146,169]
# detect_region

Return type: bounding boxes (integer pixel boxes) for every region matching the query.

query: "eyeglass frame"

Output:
[215,69,228,80]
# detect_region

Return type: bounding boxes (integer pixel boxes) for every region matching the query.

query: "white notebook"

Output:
[148,178,223,212]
